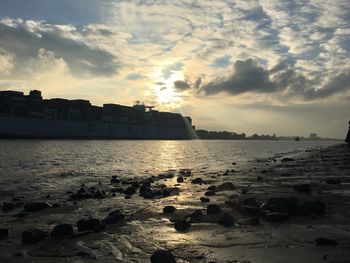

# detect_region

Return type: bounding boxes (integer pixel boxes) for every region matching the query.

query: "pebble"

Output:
[22,228,48,244]
[163,206,176,214]
[174,220,191,231]
[51,224,74,238]
[207,204,221,215]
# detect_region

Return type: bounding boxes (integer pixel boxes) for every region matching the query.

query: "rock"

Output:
[101,210,125,224]
[232,162,237,165]
[191,178,203,184]
[189,209,203,219]
[260,197,300,215]
[124,187,136,196]
[131,181,140,189]
[217,182,235,191]
[264,212,289,222]
[1,202,16,212]
[177,176,184,183]
[22,229,48,244]
[161,187,179,197]
[110,176,120,184]
[111,187,124,193]
[207,185,217,191]
[293,184,311,193]
[281,158,294,162]
[179,169,191,176]
[205,190,216,196]
[24,202,52,212]
[94,189,106,198]
[315,237,338,246]
[0,228,9,238]
[299,201,325,216]
[237,216,260,226]
[207,204,221,215]
[150,250,176,263]
[325,178,341,184]
[77,218,105,232]
[219,214,234,227]
[163,206,176,214]
[241,197,259,207]
[200,197,210,203]
[174,220,191,231]
[51,224,74,238]
[256,176,263,181]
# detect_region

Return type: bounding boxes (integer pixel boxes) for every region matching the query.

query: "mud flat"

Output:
[0,143,349,263]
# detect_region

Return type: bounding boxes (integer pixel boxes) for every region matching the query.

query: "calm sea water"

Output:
[0,140,339,199]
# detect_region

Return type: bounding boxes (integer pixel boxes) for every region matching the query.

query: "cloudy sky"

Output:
[0,0,349,138]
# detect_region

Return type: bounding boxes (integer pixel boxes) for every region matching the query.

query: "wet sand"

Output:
[0,143,349,263]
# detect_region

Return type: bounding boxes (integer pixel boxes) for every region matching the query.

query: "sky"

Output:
[0,0,349,138]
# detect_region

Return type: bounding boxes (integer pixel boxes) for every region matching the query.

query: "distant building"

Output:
[309,133,319,140]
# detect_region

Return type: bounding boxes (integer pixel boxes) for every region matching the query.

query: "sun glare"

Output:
[154,70,183,105]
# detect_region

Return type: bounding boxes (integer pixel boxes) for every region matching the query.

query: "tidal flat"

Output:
[0,142,349,263]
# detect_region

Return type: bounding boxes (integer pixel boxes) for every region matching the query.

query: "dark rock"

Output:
[315,237,338,246]
[111,187,124,193]
[219,214,234,227]
[124,187,136,196]
[200,197,210,203]
[260,197,300,215]
[189,209,203,219]
[191,178,203,184]
[110,176,120,184]
[150,250,176,263]
[232,162,237,165]
[256,176,263,181]
[1,202,15,212]
[207,204,221,215]
[205,190,216,196]
[24,202,52,212]
[161,187,179,197]
[179,169,191,176]
[22,229,48,244]
[131,181,140,189]
[299,201,325,216]
[241,197,259,207]
[264,212,289,222]
[51,224,74,238]
[177,176,184,183]
[293,184,311,193]
[69,191,93,200]
[142,191,155,199]
[125,195,131,199]
[77,218,104,232]
[207,185,217,191]
[217,182,235,191]
[163,206,176,214]
[174,220,191,231]
[101,210,125,224]
[237,216,260,226]
[94,189,106,198]
[325,178,341,184]
[281,158,294,162]
[0,228,9,238]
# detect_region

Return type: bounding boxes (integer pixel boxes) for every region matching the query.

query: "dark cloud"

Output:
[174,80,191,91]
[202,59,277,95]
[0,22,119,77]
[200,58,350,100]
[126,73,145,80]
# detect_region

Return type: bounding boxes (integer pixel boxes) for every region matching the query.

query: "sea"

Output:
[0,140,339,200]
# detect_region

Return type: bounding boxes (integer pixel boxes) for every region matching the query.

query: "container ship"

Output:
[0,90,195,139]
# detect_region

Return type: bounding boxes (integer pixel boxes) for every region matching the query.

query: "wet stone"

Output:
[293,184,311,193]
[163,206,176,214]
[177,176,184,183]
[325,178,341,184]
[281,158,294,162]
[110,176,121,184]
[219,214,234,227]
[315,237,338,246]
[0,228,9,238]
[77,218,105,232]
[24,202,53,212]
[174,220,191,231]
[1,202,16,212]
[150,250,176,263]
[207,204,221,215]
[189,209,203,219]
[207,185,217,191]
[191,178,204,184]
[237,216,260,226]
[205,190,216,196]
[22,229,48,244]
[101,210,125,224]
[51,224,74,238]
[264,212,289,222]
[124,187,136,196]
[200,197,210,203]
[217,182,235,191]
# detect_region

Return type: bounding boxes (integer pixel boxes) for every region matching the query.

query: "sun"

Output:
[154,71,183,105]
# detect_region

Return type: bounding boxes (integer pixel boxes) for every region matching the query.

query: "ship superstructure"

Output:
[0,90,194,139]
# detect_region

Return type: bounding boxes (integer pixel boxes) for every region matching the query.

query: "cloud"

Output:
[0,48,14,75]
[174,80,191,91]
[162,62,183,79]
[0,18,119,77]
[126,73,145,80]
[202,59,277,95]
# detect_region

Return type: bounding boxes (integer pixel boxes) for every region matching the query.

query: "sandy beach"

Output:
[0,142,349,263]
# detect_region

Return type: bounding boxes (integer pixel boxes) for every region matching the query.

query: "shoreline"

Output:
[0,143,349,262]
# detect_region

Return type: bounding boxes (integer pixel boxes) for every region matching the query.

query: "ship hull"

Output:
[0,116,190,140]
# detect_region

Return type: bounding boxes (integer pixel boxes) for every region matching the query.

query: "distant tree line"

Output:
[195,130,277,140]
